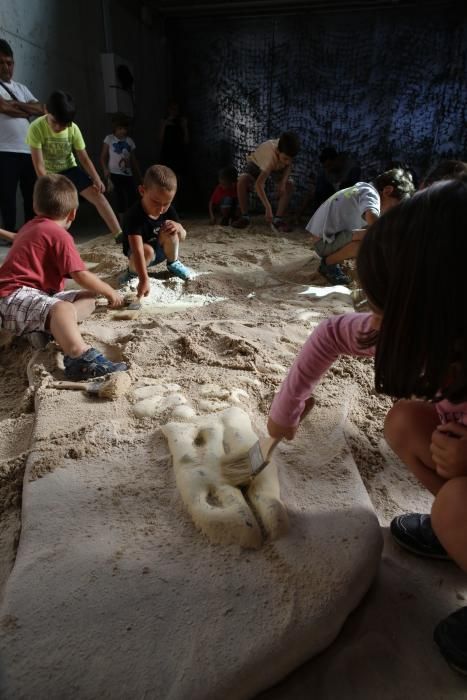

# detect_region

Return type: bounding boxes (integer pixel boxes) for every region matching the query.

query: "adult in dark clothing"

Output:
[0,39,43,234]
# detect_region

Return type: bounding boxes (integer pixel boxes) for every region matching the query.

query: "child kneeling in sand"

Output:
[119,164,192,296]
[268,177,467,674]
[307,168,414,285]
[0,174,127,379]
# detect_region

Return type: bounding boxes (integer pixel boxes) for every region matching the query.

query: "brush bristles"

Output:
[221,454,253,486]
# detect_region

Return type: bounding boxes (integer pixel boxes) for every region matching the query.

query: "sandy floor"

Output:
[0,218,466,697]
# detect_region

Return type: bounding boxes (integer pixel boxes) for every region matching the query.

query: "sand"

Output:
[0,218,466,698]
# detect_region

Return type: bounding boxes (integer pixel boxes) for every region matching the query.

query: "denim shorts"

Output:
[126,239,166,267]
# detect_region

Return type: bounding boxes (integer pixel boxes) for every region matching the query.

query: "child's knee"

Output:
[432,478,467,539]
[383,400,413,449]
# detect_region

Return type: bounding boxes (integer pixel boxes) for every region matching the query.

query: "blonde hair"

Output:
[33,174,79,219]
[143,164,177,192]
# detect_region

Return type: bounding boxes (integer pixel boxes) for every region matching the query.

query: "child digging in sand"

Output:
[307,168,414,285]
[268,177,467,675]
[233,131,300,233]
[0,174,128,379]
[119,164,192,297]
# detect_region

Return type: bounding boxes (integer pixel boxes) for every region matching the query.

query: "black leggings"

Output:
[0,151,36,231]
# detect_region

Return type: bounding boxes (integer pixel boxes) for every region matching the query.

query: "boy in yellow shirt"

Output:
[27,90,122,240]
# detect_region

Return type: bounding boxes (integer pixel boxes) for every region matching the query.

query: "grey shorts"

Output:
[313,230,354,258]
[0,286,81,335]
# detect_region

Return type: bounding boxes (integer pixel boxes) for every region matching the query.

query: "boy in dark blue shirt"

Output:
[119,164,192,294]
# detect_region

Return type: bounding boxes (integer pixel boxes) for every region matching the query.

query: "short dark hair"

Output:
[357,179,467,403]
[373,168,415,200]
[46,91,76,126]
[278,131,300,158]
[422,160,467,187]
[111,112,131,130]
[143,164,177,192]
[219,166,237,184]
[0,39,13,57]
[33,174,79,219]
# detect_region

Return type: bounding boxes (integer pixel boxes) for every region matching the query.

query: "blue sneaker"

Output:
[166,259,192,281]
[64,347,128,380]
[318,260,350,285]
[117,268,138,285]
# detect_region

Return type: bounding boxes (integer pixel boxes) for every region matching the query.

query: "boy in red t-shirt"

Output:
[208,166,238,226]
[0,174,128,379]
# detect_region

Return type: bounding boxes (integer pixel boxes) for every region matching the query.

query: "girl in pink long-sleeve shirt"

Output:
[268,178,467,674]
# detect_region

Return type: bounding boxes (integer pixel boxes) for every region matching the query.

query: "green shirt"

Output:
[26,115,86,173]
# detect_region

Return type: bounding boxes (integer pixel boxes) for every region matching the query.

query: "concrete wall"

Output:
[0,0,168,226]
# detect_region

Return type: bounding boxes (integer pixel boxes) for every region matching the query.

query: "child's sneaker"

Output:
[117,268,138,285]
[232,216,250,229]
[220,216,230,226]
[318,260,350,285]
[114,231,123,245]
[64,347,128,380]
[271,217,292,234]
[166,259,192,281]
[434,607,467,675]
[390,513,451,559]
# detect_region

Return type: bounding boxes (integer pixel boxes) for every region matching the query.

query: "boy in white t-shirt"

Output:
[307,168,414,285]
[100,113,142,236]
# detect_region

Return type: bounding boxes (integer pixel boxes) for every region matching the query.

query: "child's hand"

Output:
[267,397,314,441]
[162,220,186,241]
[267,416,297,441]
[106,290,125,308]
[137,277,151,298]
[431,423,467,478]
[93,177,105,194]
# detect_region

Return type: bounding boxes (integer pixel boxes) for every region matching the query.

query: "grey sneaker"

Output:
[64,347,128,380]
[166,259,193,280]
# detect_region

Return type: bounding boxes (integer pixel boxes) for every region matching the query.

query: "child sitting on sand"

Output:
[119,164,192,297]
[307,168,414,285]
[268,176,467,674]
[233,131,300,233]
[208,166,238,225]
[0,174,127,379]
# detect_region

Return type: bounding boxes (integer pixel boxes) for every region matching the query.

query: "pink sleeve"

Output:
[269,313,376,428]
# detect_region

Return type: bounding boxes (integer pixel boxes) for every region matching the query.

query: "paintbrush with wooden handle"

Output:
[221,437,281,487]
